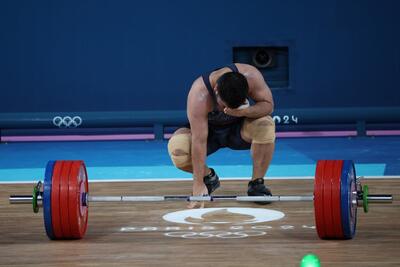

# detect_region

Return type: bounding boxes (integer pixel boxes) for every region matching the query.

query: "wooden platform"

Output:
[1,179,399,266]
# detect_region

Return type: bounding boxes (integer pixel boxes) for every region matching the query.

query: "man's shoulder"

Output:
[188,77,212,115]
[235,63,259,73]
[189,76,208,96]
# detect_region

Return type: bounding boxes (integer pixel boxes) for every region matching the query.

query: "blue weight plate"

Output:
[43,160,56,240]
[340,160,357,239]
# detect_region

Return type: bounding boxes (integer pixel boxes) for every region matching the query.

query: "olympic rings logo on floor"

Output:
[164,230,267,239]
[52,116,83,128]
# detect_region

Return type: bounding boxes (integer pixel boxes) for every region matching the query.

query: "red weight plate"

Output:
[59,161,73,238]
[51,161,64,239]
[314,160,326,238]
[68,161,89,239]
[322,160,335,237]
[331,160,344,238]
[78,161,89,237]
[68,161,80,238]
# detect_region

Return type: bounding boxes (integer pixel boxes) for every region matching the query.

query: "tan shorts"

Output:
[167,115,275,169]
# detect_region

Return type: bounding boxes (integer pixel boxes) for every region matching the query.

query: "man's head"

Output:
[216,72,249,109]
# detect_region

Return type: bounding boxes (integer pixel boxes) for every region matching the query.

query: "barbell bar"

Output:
[9,193,392,204]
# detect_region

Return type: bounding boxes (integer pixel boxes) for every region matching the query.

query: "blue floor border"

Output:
[0,136,399,182]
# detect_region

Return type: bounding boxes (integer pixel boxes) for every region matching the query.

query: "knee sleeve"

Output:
[243,116,276,144]
[167,133,192,168]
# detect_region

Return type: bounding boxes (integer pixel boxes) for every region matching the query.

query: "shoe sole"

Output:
[205,180,220,195]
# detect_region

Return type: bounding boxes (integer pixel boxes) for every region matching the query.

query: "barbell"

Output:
[9,160,392,240]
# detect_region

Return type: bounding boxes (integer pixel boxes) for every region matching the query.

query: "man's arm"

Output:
[187,83,210,194]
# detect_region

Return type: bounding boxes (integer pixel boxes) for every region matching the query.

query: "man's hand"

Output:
[223,106,248,117]
[223,99,250,117]
[187,181,208,209]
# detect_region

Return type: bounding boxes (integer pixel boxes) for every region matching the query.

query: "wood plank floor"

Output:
[1,179,399,267]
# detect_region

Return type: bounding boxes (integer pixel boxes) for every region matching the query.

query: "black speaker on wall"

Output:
[252,48,276,68]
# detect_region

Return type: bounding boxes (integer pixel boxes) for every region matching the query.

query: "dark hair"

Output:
[216,72,249,108]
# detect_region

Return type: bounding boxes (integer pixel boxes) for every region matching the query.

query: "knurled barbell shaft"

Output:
[82,194,394,202]
[88,195,315,202]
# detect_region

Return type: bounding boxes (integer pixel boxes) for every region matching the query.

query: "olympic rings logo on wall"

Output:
[52,116,83,128]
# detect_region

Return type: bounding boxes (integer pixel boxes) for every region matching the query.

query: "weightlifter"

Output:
[168,63,275,208]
